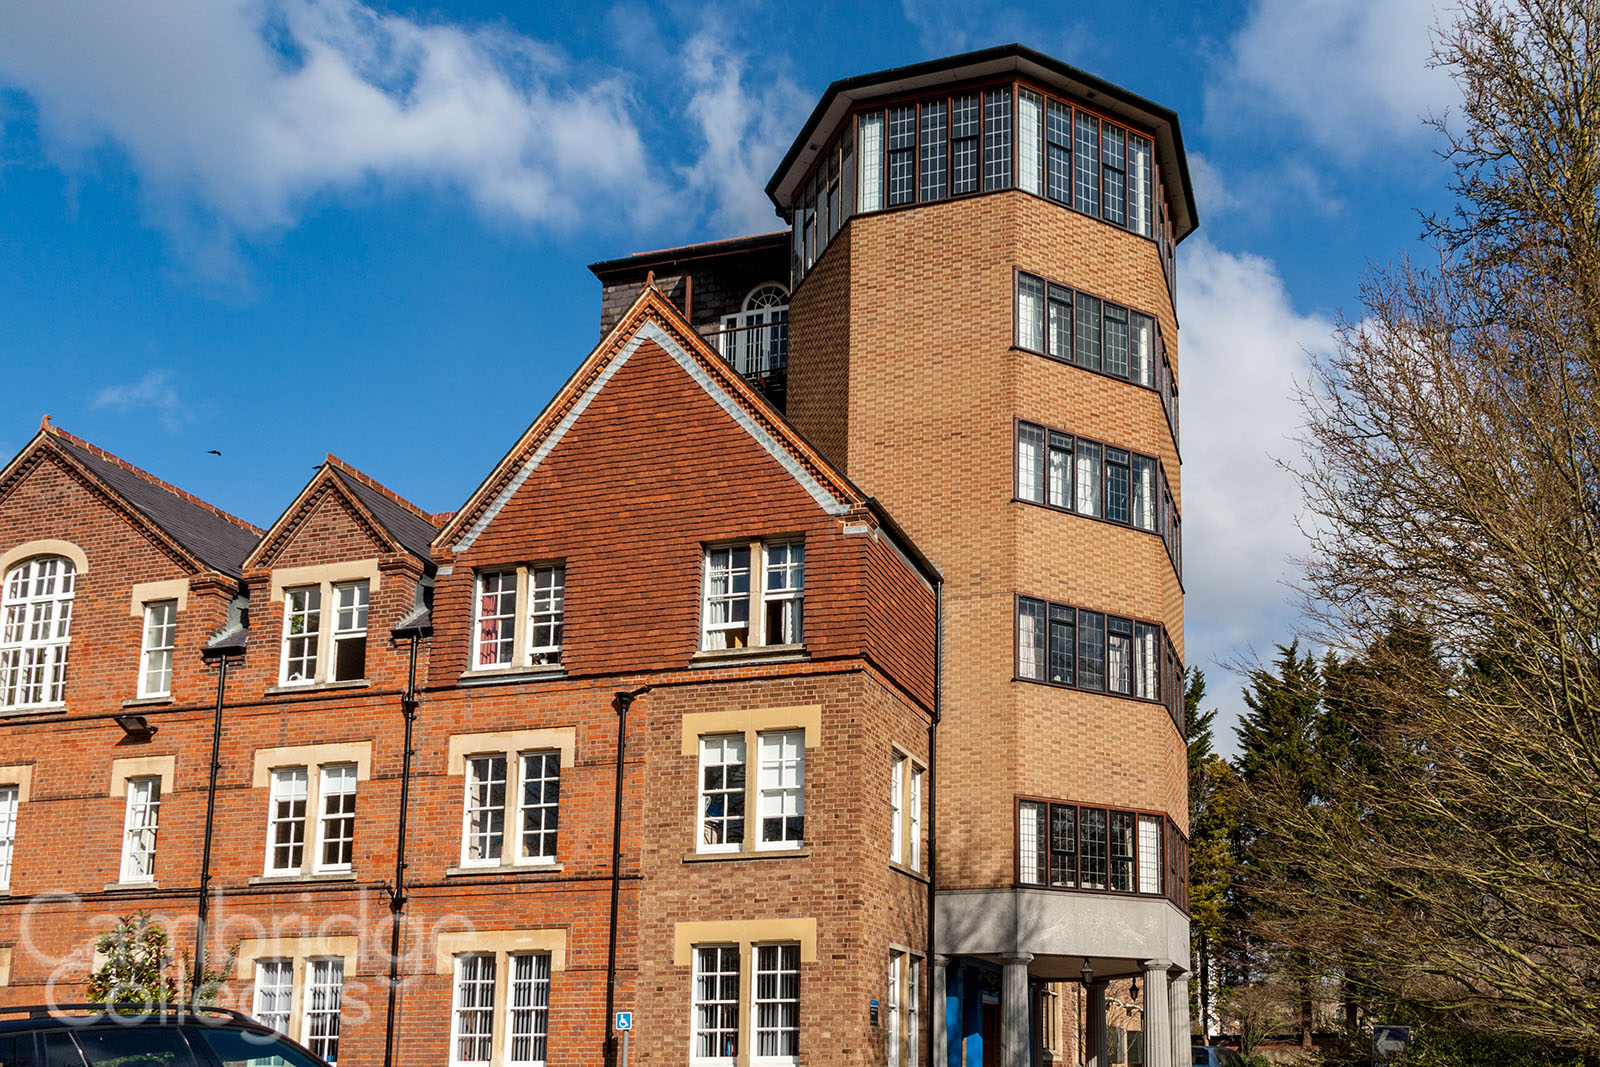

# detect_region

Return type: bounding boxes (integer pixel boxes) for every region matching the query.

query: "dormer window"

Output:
[0,555,77,709]
[280,579,370,687]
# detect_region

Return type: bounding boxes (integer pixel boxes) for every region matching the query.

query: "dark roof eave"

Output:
[392,607,433,638]
[765,43,1197,242]
[587,231,790,279]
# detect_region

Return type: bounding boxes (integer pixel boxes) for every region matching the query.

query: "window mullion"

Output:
[305,764,325,872]
[513,566,530,669]
[749,541,765,646]
[742,730,758,855]
[316,582,332,684]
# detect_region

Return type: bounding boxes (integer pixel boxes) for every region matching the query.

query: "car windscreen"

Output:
[187,1028,326,1067]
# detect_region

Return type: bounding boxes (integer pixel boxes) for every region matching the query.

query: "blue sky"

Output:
[0,0,1460,748]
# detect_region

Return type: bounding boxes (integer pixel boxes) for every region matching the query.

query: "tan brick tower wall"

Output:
[788,188,1186,891]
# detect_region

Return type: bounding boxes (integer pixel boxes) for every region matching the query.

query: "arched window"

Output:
[0,556,76,708]
[720,284,789,377]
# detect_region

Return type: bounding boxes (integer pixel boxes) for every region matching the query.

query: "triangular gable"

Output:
[436,287,865,556]
[323,457,441,561]
[0,423,261,580]
[245,460,407,572]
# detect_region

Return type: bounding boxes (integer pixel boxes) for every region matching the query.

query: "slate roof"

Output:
[324,458,440,562]
[49,431,262,579]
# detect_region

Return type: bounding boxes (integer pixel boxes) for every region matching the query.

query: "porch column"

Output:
[1169,970,1192,1067]
[1001,952,1033,1067]
[1141,960,1174,1067]
[931,955,949,1067]
[1085,980,1108,1067]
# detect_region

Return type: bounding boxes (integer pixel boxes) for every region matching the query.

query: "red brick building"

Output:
[0,43,1194,1067]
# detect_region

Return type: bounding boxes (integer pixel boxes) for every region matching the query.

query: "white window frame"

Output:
[691,944,741,1066]
[755,730,804,851]
[265,767,309,876]
[473,570,517,668]
[137,599,177,699]
[280,585,322,686]
[696,735,746,855]
[887,953,902,1067]
[253,958,294,1035]
[473,565,566,672]
[750,942,801,1065]
[462,754,509,868]
[700,540,805,652]
[890,753,905,864]
[0,555,76,709]
[890,751,926,871]
[460,749,562,869]
[506,952,552,1067]
[701,546,751,650]
[760,543,805,646]
[119,775,161,884]
[1137,813,1163,895]
[0,783,17,890]
[526,566,564,666]
[315,763,358,873]
[450,952,497,1067]
[330,581,369,683]
[303,956,345,1064]
[514,751,561,866]
[720,284,790,378]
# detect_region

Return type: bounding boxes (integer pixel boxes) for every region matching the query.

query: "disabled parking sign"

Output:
[615,1011,633,1031]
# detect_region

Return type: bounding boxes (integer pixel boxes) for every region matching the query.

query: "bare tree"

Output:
[1275,0,1600,1051]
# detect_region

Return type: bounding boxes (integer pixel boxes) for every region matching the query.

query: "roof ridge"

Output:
[43,423,263,535]
[323,454,442,528]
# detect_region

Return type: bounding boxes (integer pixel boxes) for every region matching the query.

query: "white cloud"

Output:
[1188,151,1345,224]
[678,29,808,237]
[1208,0,1457,159]
[0,0,665,258]
[1178,237,1334,749]
[92,370,186,433]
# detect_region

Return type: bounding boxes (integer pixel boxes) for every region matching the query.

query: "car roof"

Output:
[0,1005,270,1036]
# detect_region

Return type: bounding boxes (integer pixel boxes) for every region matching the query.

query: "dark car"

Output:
[1193,1047,1247,1067]
[0,1005,334,1067]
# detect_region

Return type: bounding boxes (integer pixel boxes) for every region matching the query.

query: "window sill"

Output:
[456,664,566,687]
[0,703,66,718]
[890,861,930,884]
[445,862,564,877]
[249,871,358,885]
[690,644,808,667]
[683,848,810,864]
[122,695,174,708]
[264,680,372,696]
[103,880,159,892]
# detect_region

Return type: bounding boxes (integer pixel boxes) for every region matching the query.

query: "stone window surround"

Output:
[681,706,820,861]
[251,742,373,881]
[268,560,382,690]
[446,728,576,874]
[675,918,817,1066]
[234,934,359,1046]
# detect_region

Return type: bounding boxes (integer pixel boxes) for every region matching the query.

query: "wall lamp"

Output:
[113,714,158,740]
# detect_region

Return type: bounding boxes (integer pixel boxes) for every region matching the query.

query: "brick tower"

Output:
[767,45,1197,1067]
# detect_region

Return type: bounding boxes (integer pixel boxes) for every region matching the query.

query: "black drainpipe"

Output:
[382,632,422,1067]
[605,686,649,1067]
[926,577,943,1067]
[191,646,233,1009]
